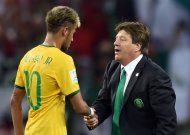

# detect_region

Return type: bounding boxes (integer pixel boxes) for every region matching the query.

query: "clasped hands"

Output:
[84,108,99,129]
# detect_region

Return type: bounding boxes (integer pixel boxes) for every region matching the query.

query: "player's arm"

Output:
[10,87,26,135]
[69,92,94,116]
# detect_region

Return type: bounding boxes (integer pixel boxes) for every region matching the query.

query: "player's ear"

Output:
[61,26,69,36]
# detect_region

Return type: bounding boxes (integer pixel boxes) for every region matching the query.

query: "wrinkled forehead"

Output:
[116,30,131,38]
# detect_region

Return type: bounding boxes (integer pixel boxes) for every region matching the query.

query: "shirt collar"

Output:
[121,54,143,74]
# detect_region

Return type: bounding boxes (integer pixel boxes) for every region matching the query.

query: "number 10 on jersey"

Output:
[24,70,42,110]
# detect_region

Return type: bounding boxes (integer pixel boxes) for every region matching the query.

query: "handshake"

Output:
[83,108,99,130]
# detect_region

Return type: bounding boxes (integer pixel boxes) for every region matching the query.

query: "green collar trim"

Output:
[14,84,25,90]
[67,89,80,98]
[40,44,55,47]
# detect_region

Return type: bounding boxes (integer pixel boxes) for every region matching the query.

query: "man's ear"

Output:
[61,27,69,36]
[135,43,142,52]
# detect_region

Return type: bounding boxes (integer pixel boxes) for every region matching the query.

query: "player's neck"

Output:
[43,33,61,49]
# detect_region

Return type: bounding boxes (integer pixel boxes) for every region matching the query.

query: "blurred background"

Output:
[0,0,190,135]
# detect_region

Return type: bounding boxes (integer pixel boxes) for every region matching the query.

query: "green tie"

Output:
[112,68,126,135]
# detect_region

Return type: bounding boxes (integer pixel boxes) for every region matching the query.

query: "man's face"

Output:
[61,28,76,52]
[114,30,138,65]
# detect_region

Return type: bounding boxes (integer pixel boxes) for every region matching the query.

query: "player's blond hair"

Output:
[45,6,80,33]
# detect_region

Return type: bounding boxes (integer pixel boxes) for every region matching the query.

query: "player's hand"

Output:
[84,108,98,129]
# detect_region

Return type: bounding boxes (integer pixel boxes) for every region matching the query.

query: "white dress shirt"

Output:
[121,54,143,95]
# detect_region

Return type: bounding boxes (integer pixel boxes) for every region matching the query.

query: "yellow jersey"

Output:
[14,45,80,135]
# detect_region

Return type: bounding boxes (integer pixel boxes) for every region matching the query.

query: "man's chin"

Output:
[115,56,120,61]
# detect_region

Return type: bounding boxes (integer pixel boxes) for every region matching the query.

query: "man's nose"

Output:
[114,40,119,46]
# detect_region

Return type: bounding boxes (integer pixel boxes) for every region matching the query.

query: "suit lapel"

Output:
[111,65,121,106]
[121,56,147,110]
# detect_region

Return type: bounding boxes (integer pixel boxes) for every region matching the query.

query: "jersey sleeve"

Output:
[15,64,25,89]
[55,56,80,96]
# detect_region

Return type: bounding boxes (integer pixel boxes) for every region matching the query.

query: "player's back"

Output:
[18,45,73,135]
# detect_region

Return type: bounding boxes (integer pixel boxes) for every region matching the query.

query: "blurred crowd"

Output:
[0,0,190,135]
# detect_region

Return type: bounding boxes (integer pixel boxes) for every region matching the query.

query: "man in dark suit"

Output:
[84,21,177,135]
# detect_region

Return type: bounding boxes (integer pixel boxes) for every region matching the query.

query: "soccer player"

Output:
[10,6,94,135]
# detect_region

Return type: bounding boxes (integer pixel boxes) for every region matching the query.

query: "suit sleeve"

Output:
[92,61,113,125]
[149,71,177,135]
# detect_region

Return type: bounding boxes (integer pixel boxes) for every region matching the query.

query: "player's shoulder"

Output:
[46,48,74,68]
[23,45,41,55]
[53,50,73,63]
[20,46,38,61]
[25,45,71,59]
[58,51,72,59]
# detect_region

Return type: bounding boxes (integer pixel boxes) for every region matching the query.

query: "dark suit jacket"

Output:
[93,56,177,135]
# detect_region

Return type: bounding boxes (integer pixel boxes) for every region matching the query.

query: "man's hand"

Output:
[84,108,99,130]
